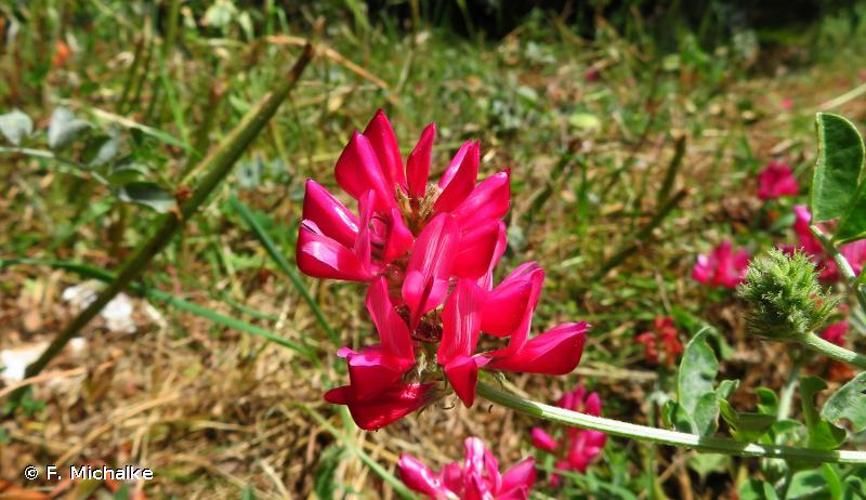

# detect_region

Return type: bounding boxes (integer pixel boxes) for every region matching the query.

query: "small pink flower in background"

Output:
[584,66,600,82]
[757,161,798,200]
[635,316,684,367]
[780,97,793,111]
[530,386,606,485]
[300,111,591,429]
[692,240,750,289]
[791,205,866,282]
[398,437,536,499]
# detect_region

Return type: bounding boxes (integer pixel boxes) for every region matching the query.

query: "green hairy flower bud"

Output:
[737,249,837,340]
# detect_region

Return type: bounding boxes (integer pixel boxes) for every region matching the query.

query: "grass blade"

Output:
[300,404,416,499]
[229,195,339,345]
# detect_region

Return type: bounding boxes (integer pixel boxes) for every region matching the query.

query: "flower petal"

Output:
[481,262,544,348]
[435,141,479,213]
[402,214,460,323]
[323,382,436,431]
[486,322,588,374]
[444,355,487,407]
[302,179,359,248]
[338,346,409,401]
[406,123,436,198]
[530,428,559,453]
[363,110,406,191]
[334,131,396,211]
[398,454,450,497]
[296,220,372,281]
[453,222,507,281]
[437,279,485,366]
[499,457,536,500]
[367,277,414,362]
[383,208,414,263]
[451,170,510,229]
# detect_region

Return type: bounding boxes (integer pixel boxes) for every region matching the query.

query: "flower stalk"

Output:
[476,381,866,464]
[801,332,866,370]
[6,44,315,405]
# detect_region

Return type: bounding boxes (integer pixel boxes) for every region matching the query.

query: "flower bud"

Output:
[737,249,837,340]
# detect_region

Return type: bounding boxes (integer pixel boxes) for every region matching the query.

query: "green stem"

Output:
[7,45,315,404]
[810,224,866,314]
[476,382,866,464]
[801,332,866,370]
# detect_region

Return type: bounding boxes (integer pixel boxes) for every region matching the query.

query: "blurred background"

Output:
[2,0,866,498]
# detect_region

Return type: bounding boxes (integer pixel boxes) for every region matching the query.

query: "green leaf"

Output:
[821,464,843,500]
[842,477,865,500]
[800,376,847,450]
[737,479,779,500]
[787,468,831,500]
[48,107,91,150]
[836,177,866,243]
[107,162,151,186]
[662,400,693,433]
[719,400,776,442]
[686,454,730,482]
[0,109,33,145]
[117,182,176,213]
[812,113,865,222]
[81,131,119,167]
[755,387,779,415]
[820,372,866,432]
[677,330,720,435]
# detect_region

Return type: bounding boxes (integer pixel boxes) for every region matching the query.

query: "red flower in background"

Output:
[757,161,798,200]
[635,316,684,367]
[821,321,848,346]
[398,437,536,499]
[53,40,71,68]
[692,240,750,289]
[530,386,606,485]
[300,112,590,429]
[819,320,856,382]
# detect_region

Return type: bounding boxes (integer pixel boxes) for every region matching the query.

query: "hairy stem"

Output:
[801,332,866,370]
[477,382,866,464]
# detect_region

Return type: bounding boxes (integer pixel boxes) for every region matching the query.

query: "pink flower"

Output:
[692,240,750,289]
[757,161,798,200]
[398,437,536,499]
[792,205,866,282]
[530,386,606,484]
[821,321,848,346]
[297,110,509,287]
[302,112,590,430]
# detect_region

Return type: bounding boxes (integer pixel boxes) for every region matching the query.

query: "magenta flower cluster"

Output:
[398,437,536,499]
[296,111,589,431]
